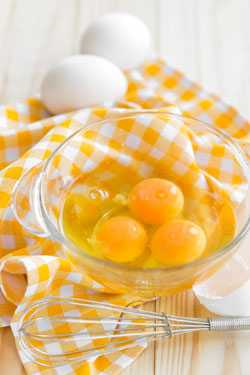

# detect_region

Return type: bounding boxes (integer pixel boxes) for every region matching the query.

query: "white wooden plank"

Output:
[123,300,156,375]
[196,0,250,118]
[158,0,201,81]
[155,292,195,375]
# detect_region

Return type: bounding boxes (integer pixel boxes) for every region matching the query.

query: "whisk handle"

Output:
[209,317,250,332]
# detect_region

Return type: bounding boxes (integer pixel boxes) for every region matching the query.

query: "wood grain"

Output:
[0,1,250,374]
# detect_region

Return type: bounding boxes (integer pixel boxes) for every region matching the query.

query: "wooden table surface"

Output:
[1,1,250,374]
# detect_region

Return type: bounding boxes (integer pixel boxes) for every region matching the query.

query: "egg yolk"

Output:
[63,184,112,228]
[150,220,207,266]
[97,216,147,263]
[128,178,184,225]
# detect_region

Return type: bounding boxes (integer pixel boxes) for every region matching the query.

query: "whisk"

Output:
[17,297,250,367]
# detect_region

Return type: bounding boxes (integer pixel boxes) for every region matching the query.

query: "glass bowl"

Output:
[13,110,250,298]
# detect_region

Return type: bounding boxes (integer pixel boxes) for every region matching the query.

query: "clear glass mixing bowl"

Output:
[13,110,250,298]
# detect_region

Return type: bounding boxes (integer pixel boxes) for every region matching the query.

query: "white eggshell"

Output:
[194,278,250,316]
[193,251,250,316]
[41,55,128,114]
[80,12,152,69]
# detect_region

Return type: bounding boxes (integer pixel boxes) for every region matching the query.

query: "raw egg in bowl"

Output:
[13,109,250,297]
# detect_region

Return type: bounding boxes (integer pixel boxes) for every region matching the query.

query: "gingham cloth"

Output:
[0,57,249,375]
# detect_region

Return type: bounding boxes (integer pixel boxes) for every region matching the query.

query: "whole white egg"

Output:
[41,54,128,114]
[80,12,152,70]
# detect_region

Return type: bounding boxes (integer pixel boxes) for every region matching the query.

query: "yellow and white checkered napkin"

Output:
[0,57,250,375]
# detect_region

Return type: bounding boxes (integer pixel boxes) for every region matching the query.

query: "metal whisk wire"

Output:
[16,297,250,367]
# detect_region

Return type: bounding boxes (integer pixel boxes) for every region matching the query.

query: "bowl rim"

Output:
[39,109,250,274]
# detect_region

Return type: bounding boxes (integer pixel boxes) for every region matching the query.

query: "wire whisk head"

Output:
[17,297,210,367]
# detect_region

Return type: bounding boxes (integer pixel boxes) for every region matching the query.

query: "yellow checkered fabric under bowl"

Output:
[0,57,249,375]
